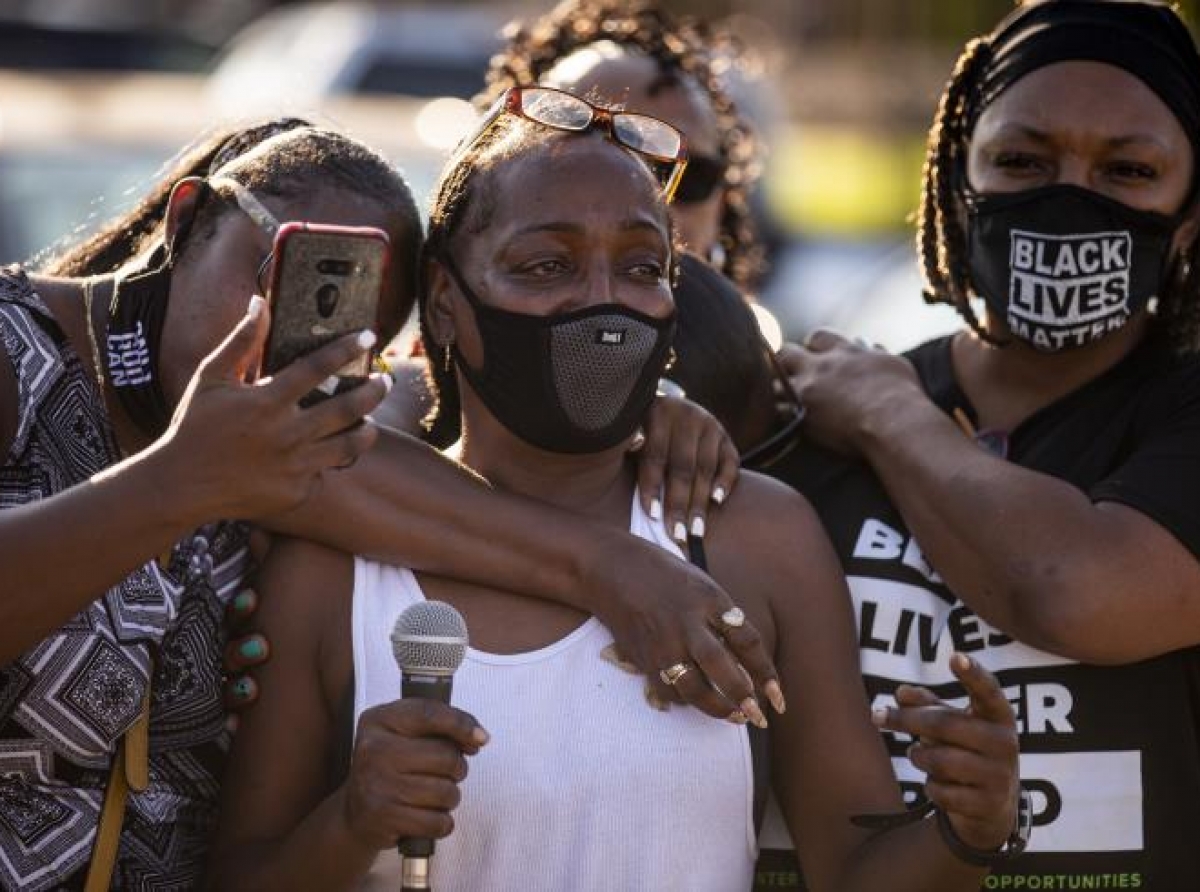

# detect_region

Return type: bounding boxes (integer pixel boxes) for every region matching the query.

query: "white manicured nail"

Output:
[649,499,663,521]
[690,516,705,538]
[712,486,726,505]
[317,375,340,395]
[247,294,266,320]
[673,521,687,541]
[356,330,377,350]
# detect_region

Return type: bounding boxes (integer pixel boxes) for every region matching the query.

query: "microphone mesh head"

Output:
[391,601,468,676]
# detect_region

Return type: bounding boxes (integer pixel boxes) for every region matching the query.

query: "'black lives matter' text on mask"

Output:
[441,255,676,454]
[967,184,1180,351]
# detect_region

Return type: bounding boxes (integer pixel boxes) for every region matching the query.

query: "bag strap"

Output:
[83,686,150,892]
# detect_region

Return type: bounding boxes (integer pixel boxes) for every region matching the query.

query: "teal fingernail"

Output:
[233,591,255,613]
[233,678,255,699]
[239,638,265,661]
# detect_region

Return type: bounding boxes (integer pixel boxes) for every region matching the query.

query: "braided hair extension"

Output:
[481,0,765,290]
[419,115,538,447]
[918,35,1200,354]
[915,38,1000,346]
[42,117,311,278]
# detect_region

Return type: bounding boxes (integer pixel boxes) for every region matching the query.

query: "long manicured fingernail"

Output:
[247,294,266,319]
[690,516,705,538]
[317,375,340,395]
[649,498,663,521]
[233,590,255,614]
[951,652,971,672]
[356,329,377,350]
[741,697,768,729]
[728,710,749,725]
[712,486,727,505]
[232,677,256,700]
[371,371,393,394]
[871,706,888,727]
[239,637,266,661]
[765,680,786,715]
[672,521,687,542]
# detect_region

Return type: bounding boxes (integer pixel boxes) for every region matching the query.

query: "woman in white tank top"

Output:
[210,93,1024,892]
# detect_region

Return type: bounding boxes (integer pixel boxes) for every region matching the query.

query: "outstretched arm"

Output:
[270,423,778,721]
[780,333,1200,664]
[0,302,383,662]
[708,476,1017,891]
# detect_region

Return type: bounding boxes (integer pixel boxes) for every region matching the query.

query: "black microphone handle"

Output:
[402,674,453,702]
[397,671,454,891]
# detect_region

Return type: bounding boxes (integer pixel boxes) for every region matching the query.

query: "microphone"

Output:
[390,600,469,892]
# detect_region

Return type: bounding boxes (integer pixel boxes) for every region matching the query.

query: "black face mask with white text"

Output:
[967,184,1181,352]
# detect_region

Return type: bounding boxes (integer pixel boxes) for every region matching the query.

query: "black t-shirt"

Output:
[770,334,1200,890]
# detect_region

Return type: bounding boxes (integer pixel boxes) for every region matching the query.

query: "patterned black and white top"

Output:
[0,268,250,890]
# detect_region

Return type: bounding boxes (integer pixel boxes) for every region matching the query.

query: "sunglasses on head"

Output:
[457,86,690,203]
[674,153,728,205]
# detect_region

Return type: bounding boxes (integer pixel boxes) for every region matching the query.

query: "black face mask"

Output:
[441,255,676,454]
[967,183,1182,352]
[104,239,175,437]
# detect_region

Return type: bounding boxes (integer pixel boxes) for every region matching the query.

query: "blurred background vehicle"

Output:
[207,3,506,105]
[3,0,1197,350]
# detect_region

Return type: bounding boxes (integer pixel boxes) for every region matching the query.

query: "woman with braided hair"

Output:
[480,0,766,291]
[775,0,1200,885]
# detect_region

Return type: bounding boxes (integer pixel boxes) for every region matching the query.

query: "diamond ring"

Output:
[719,607,746,630]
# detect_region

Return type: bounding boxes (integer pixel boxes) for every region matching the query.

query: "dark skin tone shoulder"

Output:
[780,60,1200,664]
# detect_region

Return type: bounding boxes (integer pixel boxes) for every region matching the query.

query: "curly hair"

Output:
[480,0,766,290]
[917,37,1200,353]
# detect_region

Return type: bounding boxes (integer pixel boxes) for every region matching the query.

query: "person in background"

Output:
[481,0,765,291]
[1,123,771,890]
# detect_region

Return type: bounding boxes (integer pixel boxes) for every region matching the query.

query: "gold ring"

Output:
[659,662,692,686]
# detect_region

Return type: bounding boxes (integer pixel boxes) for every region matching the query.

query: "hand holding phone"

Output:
[262,222,390,405]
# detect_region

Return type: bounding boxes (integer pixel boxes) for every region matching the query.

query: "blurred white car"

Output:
[207,3,507,109]
[0,68,451,262]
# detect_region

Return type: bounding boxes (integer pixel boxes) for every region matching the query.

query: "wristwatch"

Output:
[936,787,1033,866]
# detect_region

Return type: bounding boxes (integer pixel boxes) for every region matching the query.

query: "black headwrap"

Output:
[969,0,1200,162]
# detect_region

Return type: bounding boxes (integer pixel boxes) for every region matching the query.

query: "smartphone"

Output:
[262,222,390,402]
